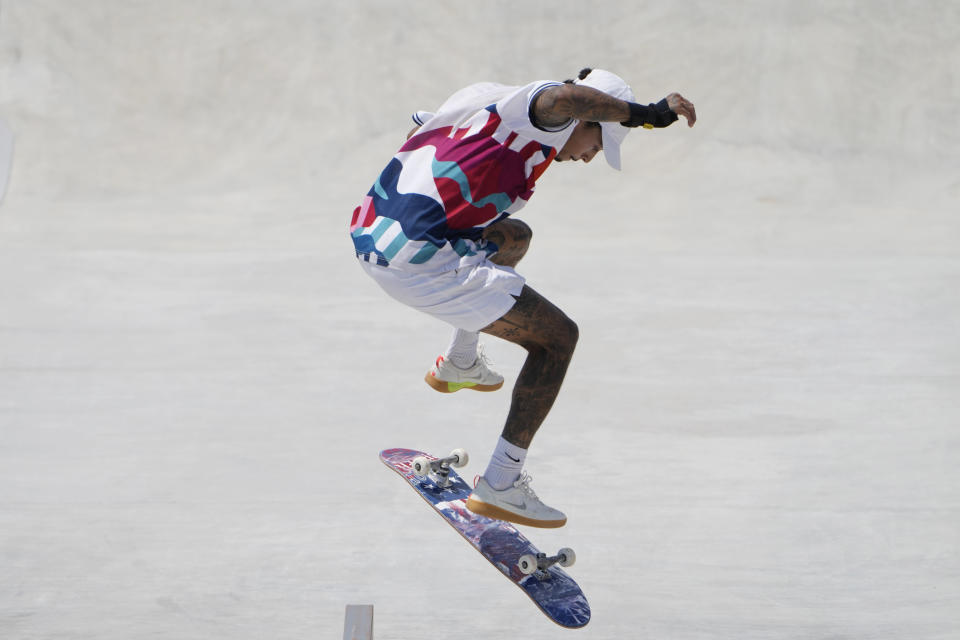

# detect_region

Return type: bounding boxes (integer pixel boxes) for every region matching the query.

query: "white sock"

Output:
[483,437,527,490]
[445,328,478,369]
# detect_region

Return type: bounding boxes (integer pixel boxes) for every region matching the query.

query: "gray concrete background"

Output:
[1,1,958,638]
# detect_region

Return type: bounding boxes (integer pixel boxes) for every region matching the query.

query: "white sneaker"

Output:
[466,472,567,528]
[424,350,504,393]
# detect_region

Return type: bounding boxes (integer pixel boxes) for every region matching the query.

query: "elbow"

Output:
[537,84,576,119]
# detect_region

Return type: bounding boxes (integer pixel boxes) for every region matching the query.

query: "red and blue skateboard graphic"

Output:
[380,447,590,629]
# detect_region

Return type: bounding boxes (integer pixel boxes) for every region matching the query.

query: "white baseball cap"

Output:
[572,69,635,170]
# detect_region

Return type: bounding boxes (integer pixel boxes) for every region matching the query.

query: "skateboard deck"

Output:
[380,447,590,629]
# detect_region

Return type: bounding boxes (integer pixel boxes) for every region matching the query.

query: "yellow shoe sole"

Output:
[424,373,503,393]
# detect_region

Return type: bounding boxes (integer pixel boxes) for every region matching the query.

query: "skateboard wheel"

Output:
[518,554,539,575]
[558,547,576,568]
[411,456,432,477]
[449,448,469,468]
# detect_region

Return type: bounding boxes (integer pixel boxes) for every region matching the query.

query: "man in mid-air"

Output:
[351,68,696,527]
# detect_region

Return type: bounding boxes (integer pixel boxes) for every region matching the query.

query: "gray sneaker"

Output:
[466,472,567,528]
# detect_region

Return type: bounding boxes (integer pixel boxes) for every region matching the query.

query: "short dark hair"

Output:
[562,67,593,84]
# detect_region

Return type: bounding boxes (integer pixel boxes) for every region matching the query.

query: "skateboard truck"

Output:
[518,548,576,578]
[411,449,469,488]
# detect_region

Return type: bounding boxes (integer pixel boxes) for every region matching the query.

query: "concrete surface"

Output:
[1,1,958,638]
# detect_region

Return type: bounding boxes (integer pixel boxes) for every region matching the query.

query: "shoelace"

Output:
[476,344,496,370]
[512,471,540,498]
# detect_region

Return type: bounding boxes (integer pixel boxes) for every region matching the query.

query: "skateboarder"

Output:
[351,68,696,527]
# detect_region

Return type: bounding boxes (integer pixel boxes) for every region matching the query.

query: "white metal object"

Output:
[0,118,12,207]
[343,604,374,640]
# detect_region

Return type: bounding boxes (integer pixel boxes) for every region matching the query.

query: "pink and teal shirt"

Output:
[350,81,576,271]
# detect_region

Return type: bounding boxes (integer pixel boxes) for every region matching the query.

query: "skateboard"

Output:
[380,447,591,629]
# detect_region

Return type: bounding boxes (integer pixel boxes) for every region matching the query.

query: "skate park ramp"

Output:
[1,2,958,638]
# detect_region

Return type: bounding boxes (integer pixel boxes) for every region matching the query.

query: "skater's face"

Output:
[555,121,602,164]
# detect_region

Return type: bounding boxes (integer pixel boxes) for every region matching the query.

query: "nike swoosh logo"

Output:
[503,499,527,511]
[506,454,521,463]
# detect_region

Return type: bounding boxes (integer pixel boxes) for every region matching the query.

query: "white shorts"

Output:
[359,255,525,332]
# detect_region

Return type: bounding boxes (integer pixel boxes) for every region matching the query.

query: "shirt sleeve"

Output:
[411,111,435,126]
[495,81,576,149]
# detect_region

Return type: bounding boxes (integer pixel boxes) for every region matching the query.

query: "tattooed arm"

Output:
[533,84,697,129]
[532,84,630,128]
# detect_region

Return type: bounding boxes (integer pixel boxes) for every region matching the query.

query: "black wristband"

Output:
[621,99,679,129]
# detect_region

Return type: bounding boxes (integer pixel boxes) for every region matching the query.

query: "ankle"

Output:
[446,353,478,369]
[445,329,479,368]
[483,437,527,490]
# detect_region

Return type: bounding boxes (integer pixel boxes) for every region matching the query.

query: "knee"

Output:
[484,218,532,265]
[510,219,533,251]
[559,316,579,354]
[527,314,578,358]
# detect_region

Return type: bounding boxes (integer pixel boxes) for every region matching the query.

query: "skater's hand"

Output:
[666,93,697,127]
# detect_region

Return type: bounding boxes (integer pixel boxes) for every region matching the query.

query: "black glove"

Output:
[621,99,679,129]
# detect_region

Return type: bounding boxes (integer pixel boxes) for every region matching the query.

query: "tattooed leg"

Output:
[435,219,533,369]
[482,218,532,268]
[479,285,578,449]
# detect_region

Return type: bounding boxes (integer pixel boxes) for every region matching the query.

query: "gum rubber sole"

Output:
[424,373,504,393]
[465,496,567,529]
